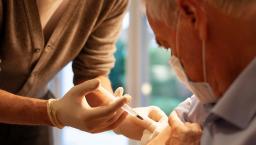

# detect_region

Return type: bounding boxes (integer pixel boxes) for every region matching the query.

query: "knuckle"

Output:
[195,130,202,137]
[185,129,193,135]
[171,125,180,133]
[179,127,189,134]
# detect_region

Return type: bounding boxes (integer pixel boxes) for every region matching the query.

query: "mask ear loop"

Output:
[176,9,208,82]
[175,11,182,58]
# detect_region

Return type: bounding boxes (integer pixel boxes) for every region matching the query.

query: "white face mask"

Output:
[169,42,218,104]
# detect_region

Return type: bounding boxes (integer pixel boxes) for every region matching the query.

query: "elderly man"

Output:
[0,0,167,145]
[144,0,256,145]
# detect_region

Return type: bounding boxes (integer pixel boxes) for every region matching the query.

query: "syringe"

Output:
[97,86,157,132]
[97,86,144,120]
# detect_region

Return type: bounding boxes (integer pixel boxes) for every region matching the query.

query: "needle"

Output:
[97,86,157,132]
[97,86,144,120]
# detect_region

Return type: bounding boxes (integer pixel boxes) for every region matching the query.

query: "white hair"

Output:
[146,0,255,25]
[146,0,178,25]
[208,0,255,16]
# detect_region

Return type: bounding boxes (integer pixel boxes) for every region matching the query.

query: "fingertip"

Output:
[114,87,124,97]
[168,112,185,130]
[123,94,132,103]
[168,112,178,126]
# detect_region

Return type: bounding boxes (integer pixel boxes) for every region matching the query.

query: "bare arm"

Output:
[0,89,52,126]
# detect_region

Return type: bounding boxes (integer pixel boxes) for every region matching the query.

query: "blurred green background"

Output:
[109,39,191,115]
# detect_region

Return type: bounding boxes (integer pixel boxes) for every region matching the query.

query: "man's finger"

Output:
[185,122,202,134]
[168,111,185,128]
[148,106,168,123]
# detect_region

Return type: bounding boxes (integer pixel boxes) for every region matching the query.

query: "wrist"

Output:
[47,99,64,129]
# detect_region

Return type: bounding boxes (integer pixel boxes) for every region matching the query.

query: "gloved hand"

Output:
[47,79,129,133]
[166,111,202,145]
[113,87,168,140]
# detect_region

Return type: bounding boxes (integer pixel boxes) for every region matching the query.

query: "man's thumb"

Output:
[168,111,184,128]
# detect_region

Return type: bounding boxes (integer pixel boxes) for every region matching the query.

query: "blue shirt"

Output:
[175,58,256,145]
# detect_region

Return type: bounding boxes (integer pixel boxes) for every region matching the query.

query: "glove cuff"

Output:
[47,99,64,129]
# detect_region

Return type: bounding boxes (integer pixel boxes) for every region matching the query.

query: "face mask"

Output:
[169,42,218,104]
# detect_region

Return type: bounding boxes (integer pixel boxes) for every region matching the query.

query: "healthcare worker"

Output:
[0,0,129,144]
[0,0,168,145]
[145,0,256,144]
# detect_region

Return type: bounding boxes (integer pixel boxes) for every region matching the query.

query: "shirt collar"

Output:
[211,57,256,129]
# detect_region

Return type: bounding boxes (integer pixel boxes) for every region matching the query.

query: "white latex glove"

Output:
[50,79,129,133]
[140,109,169,145]
[113,87,168,140]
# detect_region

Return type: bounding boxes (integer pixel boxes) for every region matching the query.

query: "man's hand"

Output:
[146,126,171,145]
[166,111,202,145]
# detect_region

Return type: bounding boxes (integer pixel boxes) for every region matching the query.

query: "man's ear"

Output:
[176,0,208,40]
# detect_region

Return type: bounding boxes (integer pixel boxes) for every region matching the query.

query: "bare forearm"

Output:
[0,90,52,126]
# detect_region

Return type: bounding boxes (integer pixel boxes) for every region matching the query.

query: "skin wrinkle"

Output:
[204,4,256,96]
[175,10,204,82]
